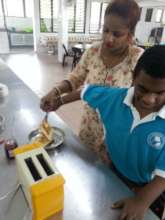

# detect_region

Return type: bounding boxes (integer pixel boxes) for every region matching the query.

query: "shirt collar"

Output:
[123,87,134,107]
[123,87,165,119]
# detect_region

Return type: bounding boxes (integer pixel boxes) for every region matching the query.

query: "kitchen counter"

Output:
[0,59,159,220]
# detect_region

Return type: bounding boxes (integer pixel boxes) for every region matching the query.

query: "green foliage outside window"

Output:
[40,18,48,32]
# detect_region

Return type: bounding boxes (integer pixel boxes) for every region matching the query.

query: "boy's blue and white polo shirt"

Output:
[81,85,165,184]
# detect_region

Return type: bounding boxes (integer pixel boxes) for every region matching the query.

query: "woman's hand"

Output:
[40,88,62,112]
[112,195,149,220]
[40,88,82,112]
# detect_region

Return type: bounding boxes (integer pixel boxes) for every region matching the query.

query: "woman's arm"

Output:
[56,80,73,93]
[40,46,92,112]
[61,89,81,104]
[40,88,82,112]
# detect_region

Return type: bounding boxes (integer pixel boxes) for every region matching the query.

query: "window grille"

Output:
[90,1,108,34]
[100,3,108,32]
[53,0,59,32]
[90,1,101,33]
[68,4,75,32]
[145,8,153,22]
[40,0,86,33]
[74,0,85,33]
[68,0,86,33]
[40,0,51,32]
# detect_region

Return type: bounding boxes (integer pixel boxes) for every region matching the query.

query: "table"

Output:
[72,43,91,52]
[0,59,159,220]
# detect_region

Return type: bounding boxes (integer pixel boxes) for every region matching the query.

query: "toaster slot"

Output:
[25,157,42,181]
[37,154,54,176]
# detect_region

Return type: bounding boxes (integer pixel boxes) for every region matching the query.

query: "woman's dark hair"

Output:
[105,0,140,34]
[134,45,165,79]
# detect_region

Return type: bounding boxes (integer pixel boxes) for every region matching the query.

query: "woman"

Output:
[40,0,144,153]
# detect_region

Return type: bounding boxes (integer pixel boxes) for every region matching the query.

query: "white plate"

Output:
[28,127,65,150]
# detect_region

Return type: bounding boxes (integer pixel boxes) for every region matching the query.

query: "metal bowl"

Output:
[28,126,65,150]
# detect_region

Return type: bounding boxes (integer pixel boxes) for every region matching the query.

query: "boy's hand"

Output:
[112,196,148,220]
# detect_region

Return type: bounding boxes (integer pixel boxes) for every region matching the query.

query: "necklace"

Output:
[101,46,129,68]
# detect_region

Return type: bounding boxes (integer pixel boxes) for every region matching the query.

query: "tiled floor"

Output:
[1,49,83,135]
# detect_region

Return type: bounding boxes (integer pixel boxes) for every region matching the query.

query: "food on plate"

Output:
[36,120,54,145]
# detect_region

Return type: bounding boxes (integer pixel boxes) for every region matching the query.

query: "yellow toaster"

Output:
[14,143,65,220]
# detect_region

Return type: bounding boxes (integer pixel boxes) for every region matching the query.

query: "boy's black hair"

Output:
[134,45,165,79]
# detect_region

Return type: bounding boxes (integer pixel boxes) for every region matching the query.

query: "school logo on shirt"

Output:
[147,132,165,149]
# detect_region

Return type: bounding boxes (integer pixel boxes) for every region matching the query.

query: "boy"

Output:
[81,45,165,220]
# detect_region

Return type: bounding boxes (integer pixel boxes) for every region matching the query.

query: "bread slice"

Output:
[36,121,54,145]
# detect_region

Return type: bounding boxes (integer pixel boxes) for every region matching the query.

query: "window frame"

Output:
[70,0,87,33]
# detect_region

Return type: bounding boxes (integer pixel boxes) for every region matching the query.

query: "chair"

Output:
[71,47,82,70]
[62,44,74,67]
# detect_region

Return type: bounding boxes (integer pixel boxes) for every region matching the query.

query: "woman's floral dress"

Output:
[68,42,144,151]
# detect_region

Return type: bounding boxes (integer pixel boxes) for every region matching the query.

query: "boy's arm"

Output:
[112,176,165,220]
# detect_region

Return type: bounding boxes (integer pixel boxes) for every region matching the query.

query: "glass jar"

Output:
[4,139,18,159]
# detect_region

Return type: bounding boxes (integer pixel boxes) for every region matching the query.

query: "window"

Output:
[68,0,86,33]
[90,1,108,34]
[162,10,165,24]
[139,7,142,20]
[0,0,3,16]
[90,2,101,33]
[4,0,24,17]
[155,9,163,23]
[0,0,32,17]
[145,8,153,22]
[40,0,52,32]
[53,0,59,32]
[75,0,85,32]
[100,3,108,31]
[25,0,33,18]
[40,0,59,32]
[40,0,86,33]
[68,4,75,32]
